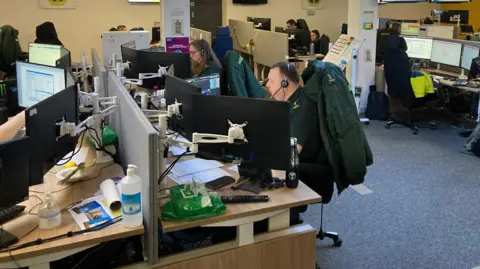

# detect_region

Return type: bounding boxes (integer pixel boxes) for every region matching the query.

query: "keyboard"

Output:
[13,126,26,139]
[466,83,480,89]
[0,205,26,225]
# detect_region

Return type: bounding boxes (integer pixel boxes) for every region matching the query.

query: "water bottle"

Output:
[121,164,143,228]
[310,42,315,56]
[286,138,299,189]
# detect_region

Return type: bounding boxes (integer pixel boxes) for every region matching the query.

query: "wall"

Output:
[441,1,479,32]
[224,0,439,41]
[0,0,161,62]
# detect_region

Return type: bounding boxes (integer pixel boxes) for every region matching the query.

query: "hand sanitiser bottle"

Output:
[121,164,143,228]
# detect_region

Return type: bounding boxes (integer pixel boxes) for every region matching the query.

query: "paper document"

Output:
[57,147,89,165]
[228,165,239,173]
[170,168,230,185]
[171,158,225,177]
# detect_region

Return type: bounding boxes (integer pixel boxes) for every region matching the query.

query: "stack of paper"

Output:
[169,158,227,185]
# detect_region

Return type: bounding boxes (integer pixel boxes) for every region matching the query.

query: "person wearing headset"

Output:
[189,39,222,78]
[266,62,321,161]
[0,111,25,142]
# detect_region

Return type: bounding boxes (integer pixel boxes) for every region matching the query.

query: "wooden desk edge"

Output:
[161,196,321,233]
[0,226,144,262]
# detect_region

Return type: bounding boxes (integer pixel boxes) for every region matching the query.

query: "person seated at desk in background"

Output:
[109,27,118,31]
[189,39,222,78]
[35,22,63,46]
[0,111,24,142]
[286,19,297,29]
[376,22,400,64]
[117,25,128,31]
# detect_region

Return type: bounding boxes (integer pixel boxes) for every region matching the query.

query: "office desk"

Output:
[422,68,480,121]
[150,162,321,269]
[0,148,144,269]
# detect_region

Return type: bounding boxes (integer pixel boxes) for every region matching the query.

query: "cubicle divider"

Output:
[229,19,255,54]
[92,48,107,97]
[107,72,160,264]
[252,30,289,80]
[190,27,212,45]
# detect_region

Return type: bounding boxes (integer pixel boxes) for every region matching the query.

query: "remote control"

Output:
[221,195,270,204]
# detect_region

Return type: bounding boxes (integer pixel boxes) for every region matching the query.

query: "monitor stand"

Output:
[237,165,273,194]
[0,228,18,249]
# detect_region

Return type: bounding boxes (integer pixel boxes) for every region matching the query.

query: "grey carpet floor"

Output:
[306,121,480,269]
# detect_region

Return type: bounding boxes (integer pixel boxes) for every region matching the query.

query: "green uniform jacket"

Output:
[222,50,265,98]
[303,61,373,194]
[198,60,223,78]
[0,25,21,74]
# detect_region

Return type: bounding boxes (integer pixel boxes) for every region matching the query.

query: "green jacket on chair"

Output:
[303,61,373,194]
[222,50,265,98]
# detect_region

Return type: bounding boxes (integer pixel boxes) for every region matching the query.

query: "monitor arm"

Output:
[116,62,170,86]
[59,93,119,164]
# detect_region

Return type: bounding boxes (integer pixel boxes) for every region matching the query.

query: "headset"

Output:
[281,63,291,88]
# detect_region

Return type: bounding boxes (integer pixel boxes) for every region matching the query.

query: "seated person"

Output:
[189,39,222,78]
[109,27,118,31]
[35,22,63,46]
[0,111,25,142]
[117,25,128,31]
[286,19,297,29]
[311,30,320,43]
[376,22,400,64]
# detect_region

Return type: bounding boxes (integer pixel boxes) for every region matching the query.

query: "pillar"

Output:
[160,0,191,53]
[347,0,378,113]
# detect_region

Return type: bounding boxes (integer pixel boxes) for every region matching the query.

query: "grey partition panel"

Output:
[92,48,108,97]
[107,72,159,264]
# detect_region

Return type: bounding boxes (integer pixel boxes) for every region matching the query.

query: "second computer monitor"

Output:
[461,45,480,71]
[26,85,78,186]
[403,37,433,59]
[28,43,62,67]
[186,74,221,96]
[247,17,272,31]
[16,61,66,108]
[431,40,462,67]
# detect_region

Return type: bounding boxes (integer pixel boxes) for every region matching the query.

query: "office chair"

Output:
[383,36,437,135]
[299,163,342,247]
[296,19,311,34]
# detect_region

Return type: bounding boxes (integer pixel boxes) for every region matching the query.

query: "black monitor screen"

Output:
[186,74,221,96]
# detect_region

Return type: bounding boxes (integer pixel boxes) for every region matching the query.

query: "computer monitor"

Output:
[400,23,421,36]
[136,50,191,89]
[164,74,201,140]
[0,137,30,209]
[121,44,141,80]
[403,37,433,59]
[192,94,291,173]
[26,85,78,186]
[247,17,272,31]
[55,47,72,70]
[461,45,480,70]
[468,57,480,80]
[16,61,66,108]
[28,43,63,67]
[186,74,221,96]
[431,40,462,67]
[275,28,310,55]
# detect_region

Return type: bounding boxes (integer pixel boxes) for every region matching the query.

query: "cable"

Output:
[0,225,20,268]
[70,242,107,269]
[56,130,87,166]
[0,217,122,253]
[157,150,190,186]
[149,100,159,110]
[28,195,44,216]
[30,162,116,195]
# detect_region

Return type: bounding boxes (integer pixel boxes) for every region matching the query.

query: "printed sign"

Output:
[166,37,189,53]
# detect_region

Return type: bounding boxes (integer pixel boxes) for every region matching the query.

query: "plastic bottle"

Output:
[310,42,315,56]
[120,164,143,228]
[38,193,61,230]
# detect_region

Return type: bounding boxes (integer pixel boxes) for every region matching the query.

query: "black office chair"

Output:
[383,35,437,135]
[296,19,310,34]
[299,162,342,247]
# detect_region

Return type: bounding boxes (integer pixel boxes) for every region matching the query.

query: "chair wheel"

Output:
[333,238,343,247]
[385,124,390,129]
[364,121,370,125]
[429,123,437,130]
[412,128,419,135]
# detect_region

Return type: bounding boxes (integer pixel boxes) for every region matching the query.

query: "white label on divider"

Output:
[122,193,142,215]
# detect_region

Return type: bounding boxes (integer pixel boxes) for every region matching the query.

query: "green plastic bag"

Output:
[161,184,226,221]
[102,125,118,145]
